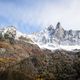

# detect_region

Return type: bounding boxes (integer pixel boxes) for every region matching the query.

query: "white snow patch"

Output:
[15,31,27,40]
[34,42,80,51]
[59,45,80,51]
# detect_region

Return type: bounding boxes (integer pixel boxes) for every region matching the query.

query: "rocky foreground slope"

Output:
[0,26,80,80]
[0,40,80,80]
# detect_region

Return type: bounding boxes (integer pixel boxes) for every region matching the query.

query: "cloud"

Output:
[0,0,80,33]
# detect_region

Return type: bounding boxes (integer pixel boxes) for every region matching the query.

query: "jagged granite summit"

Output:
[31,22,80,50]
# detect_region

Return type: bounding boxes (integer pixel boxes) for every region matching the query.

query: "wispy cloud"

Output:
[0,0,80,33]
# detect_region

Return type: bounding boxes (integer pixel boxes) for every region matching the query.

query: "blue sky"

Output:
[0,0,80,33]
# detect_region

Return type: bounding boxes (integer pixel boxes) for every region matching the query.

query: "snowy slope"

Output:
[15,31,27,40]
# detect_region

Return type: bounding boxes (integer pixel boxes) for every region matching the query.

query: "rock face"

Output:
[0,26,16,38]
[54,22,65,40]
[0,26,16,44]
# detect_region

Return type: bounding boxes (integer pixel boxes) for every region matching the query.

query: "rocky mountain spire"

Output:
[47,24,54,31]
[56,22,63,30]
[54,22,65,39]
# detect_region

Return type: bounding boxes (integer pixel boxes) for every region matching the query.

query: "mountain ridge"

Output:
[31,22,80,50]
[1,23,80,51]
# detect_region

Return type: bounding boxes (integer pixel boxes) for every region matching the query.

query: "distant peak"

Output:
[47,24,54,31]
[56,22,62,29]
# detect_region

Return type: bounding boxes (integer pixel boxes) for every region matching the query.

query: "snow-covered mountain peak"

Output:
[3,26,16,34]
[0,26,16,38]
[56,22,62,29]
[47,25,54,31]
[0,26,28,40]
[55,22,64,33]
[31,22,80,50]
[0,26,34,44]
[54,22,65,39]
